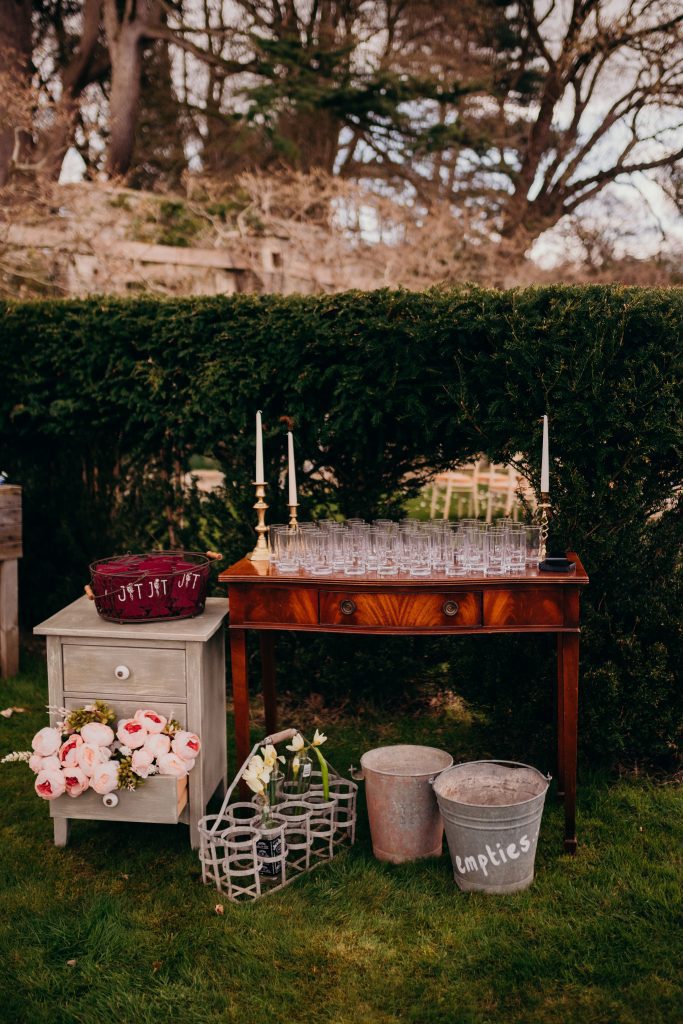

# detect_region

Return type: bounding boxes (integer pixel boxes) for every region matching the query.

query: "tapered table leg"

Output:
[259,632,278,736]
[556,633,565,798]
[560,632,579,854]
[229,629,250,773]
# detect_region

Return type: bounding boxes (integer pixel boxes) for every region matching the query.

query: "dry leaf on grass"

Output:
[0,707,28,718]
[214,904,224,915]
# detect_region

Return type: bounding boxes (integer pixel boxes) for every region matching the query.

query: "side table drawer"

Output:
[320,590,482,629]
[50,776,188,825]
[229,586,318,625]
[483,588,564,627]
[62,644,186,698]
[63,697,186,728]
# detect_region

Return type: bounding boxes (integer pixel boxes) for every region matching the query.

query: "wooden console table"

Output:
[220,554,589,853]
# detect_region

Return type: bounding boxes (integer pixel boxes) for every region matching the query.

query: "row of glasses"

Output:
[268,518,542,576]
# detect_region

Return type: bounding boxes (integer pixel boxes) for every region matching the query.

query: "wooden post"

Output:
[0,486,22,678]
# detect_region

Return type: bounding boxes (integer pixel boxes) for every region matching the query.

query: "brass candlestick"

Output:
[288,503,299,529]
[248,482,270,561]
[538,492,551,563]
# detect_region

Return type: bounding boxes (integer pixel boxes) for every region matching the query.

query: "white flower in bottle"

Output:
[286,733,305,752]
[261,744,285,768]
[312,729,327,747]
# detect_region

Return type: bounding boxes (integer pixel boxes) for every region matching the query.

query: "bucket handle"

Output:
[428,759,552,785]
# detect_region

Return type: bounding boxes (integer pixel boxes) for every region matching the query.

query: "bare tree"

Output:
[0,0,32,184]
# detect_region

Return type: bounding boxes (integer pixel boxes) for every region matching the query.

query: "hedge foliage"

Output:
[1,286,681,768]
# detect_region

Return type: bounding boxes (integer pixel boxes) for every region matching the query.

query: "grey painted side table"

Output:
[34,597,228,849]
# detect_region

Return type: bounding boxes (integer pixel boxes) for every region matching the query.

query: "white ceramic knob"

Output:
[103,793,119,808]
[114,664,130,680]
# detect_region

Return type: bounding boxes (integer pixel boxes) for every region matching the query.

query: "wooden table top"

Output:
[220,552,589,588]
[34,596,228,641]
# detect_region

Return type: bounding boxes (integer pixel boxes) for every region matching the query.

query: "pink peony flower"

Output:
[157,752,191,778]
[80,722,115,747]
[171,730,201,762]
[63,767,89,798]
[144,733,171,758]
[90,760,120,794]
[131,747,155,778]
[76,742,108,777]
[58,734,84,767]
[116,719,148,749]
[133,709,167,735]
[34,767,66,800]
[31,727,62,757]
[29,753,60,774]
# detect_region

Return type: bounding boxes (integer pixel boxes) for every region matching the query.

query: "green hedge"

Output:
[1,286,681,768]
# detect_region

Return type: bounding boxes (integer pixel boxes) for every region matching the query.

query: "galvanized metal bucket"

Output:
[359,745,453,864]
[432,760,551,894]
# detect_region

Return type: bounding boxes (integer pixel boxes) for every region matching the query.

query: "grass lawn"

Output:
[0,651,681,1024]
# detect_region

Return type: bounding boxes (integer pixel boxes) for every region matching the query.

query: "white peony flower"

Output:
[90,760,120,794]
[80,722,115,747]
[31,727,62,757]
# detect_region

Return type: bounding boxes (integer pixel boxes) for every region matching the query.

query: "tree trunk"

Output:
[35,0,106,180]
[106,22,145,176]
[0,0,32,185]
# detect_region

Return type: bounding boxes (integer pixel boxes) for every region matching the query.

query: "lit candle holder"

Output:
[248,410,269,561]
[255,410,265,485]
[287,430,298,528]
[538,414,551,562]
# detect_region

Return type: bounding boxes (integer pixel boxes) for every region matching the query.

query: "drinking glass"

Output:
[445,525,467,576]
[365,527,387,571]
[463,527,486,573]
[409,532,431,576]
[485,529,508,576]
[507,529,526,573]
[273,527,300,572]
[268,524,288,563]
[428,523,451,572]
[377,532,400,576]
[343,530,367,575]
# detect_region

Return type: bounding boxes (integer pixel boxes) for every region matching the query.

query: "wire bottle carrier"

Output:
[198,729,358,902]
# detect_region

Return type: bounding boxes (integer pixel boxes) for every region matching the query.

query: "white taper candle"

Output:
[541,414,550,493]
[255,410,265,484]
[287,431,297,505]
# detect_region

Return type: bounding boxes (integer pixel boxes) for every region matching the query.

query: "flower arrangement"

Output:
[2,701,201,801]
[242,744,285,800]
[241,729,330,811]
[286,729,329,797]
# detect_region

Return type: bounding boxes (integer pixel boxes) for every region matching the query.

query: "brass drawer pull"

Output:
[442,600,459,617]
[340,599,356,616]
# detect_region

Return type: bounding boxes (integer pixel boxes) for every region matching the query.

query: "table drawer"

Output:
[483,588,564,627]
[319,590,482,629]
[62,644,186,698]
[229,586,319,626]
[50,775,187,824]
[62,697,186,728]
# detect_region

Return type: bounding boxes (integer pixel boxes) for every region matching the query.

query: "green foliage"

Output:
[116,755,142,791]
[65,701,116,733]
[0,285,681,768]
[154,201,203,247]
